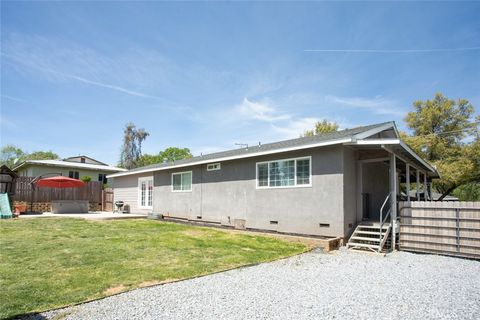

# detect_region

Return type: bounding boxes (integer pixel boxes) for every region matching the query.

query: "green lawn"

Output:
[0,218,306,319]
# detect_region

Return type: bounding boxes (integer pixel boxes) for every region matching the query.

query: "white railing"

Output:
[379,193,392,252]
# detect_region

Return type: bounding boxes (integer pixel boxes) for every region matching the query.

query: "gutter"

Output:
[107,137,353,178]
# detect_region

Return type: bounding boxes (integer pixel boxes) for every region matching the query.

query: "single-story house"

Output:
[107,121,438,246]
[13,155,126,184]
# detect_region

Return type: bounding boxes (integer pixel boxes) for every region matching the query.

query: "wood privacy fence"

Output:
[14,177,103,203]
[102,188,114,212]
[399,201,480,260]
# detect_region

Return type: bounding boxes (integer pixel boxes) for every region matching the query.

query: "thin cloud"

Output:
[271,117,319,138]
[325,94,405,116]
[2,52,163,100]
[235,98,290,123]
[304,47,480,53]
[232,97,327,140]
[0,94,27,103]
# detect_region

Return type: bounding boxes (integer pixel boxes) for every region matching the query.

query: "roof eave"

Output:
[13,160,125,172]
[107,137,353,179]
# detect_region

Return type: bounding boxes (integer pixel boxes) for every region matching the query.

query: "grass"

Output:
[0,218,307,319]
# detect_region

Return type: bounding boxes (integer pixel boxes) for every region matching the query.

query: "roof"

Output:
[108,121,437,179]
[13,159,127,173]
[63,155,108,166]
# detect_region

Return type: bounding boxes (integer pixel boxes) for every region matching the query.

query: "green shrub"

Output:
[80,176,91,183]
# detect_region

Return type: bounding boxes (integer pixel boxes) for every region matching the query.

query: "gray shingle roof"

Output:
[122,121,393,174]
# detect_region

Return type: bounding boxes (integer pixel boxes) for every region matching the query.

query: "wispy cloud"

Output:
[270,117,320,138]
[1,51,165,100]
[1,33,185,103]
[305,47,480,53]
[0,115,17,130]
[0,94,27,103]
[235,98,290,122]
[224,97,333,140]
[325,94,405,116]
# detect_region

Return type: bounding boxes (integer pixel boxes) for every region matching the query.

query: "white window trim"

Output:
[171,171,193,192]
[138,177,153,209]
[207,163,221,171]
[256,156,312,189]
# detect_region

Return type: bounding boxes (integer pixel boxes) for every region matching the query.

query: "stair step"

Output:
[350,236,381,242]
[355,230,387,236]
[357,225,389,230]
[347,242,380,250]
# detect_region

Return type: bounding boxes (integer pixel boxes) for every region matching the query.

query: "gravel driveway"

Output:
[41,249,479,320]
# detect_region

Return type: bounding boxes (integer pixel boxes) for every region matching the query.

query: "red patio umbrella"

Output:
[35,176,85,188]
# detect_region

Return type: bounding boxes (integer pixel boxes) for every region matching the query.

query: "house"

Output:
[13,155,126,184]
[107,121,438,247]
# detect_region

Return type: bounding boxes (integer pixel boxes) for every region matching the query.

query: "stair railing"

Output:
[379,193,392,252]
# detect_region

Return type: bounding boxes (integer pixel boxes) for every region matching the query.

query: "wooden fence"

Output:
[399,201,480,260]
[14,177,103,203]
[102,188,114,211]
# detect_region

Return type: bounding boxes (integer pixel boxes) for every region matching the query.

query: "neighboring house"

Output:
[107,122,438,240]
[13,155,126,184]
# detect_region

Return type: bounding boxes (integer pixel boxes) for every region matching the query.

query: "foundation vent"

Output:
[319,223,330,228]
[270,220,278,225]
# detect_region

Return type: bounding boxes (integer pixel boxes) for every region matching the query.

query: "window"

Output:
[172,171,192,192]
[256,157,311,189]
[138,177,153,208]
[98,174,107,184]
[207,163,221,171]
[68,171,79,179]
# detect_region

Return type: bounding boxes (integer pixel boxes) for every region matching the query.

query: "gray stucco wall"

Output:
[152,146,348,237]
[343,147,358,236]
[111,172,154,213]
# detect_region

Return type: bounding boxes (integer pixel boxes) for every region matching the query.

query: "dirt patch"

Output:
[103,285,127,295]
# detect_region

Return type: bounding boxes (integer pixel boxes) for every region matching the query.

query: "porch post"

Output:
[389,153,397,250]
[356,162,363,223]
[423,171,428,201]
[406,163,410,201]
[416,170,420,200]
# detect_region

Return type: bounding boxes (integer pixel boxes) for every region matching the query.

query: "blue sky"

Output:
[1,1,479,165]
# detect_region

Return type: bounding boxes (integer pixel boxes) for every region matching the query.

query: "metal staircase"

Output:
[347,194,392,253]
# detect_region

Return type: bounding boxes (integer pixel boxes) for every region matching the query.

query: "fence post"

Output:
[455,208,460,253]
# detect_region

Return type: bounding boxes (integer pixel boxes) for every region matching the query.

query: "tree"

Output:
[160,147,192,162]
[136,154,162,167]
[119,123,150,169]
[136,147,193,167]
[402,93,479,200]
[0,145,59,168]
[24,151,59,161]
[303,120,339,137]
[0,145,25,168]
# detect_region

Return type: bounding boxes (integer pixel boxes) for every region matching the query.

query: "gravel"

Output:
[39,249,479,320]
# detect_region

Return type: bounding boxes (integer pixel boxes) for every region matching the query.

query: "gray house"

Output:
[108,121,438,249]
